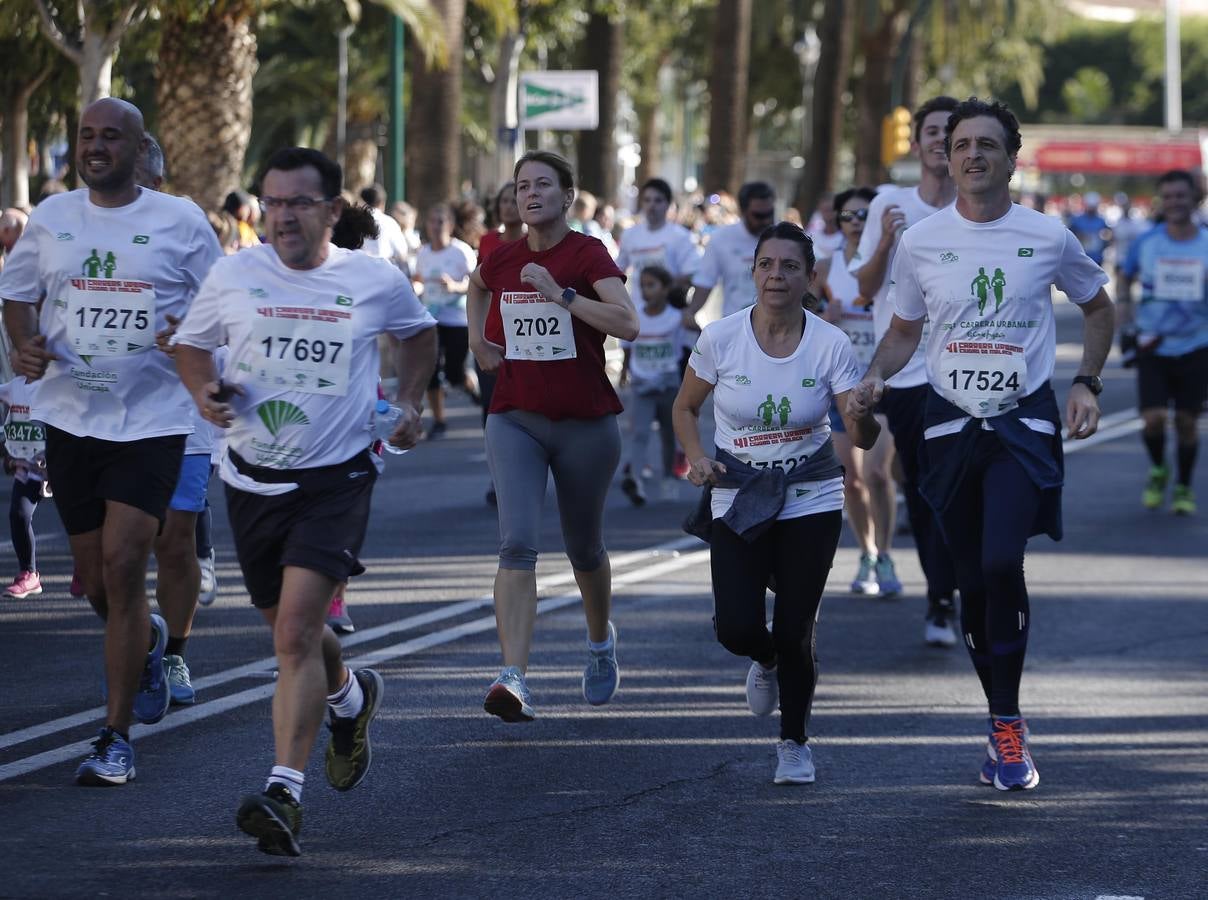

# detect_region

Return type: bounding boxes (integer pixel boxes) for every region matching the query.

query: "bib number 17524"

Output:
[945,368,1020,393]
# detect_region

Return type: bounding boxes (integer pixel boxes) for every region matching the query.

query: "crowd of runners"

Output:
[0,87,1205,858]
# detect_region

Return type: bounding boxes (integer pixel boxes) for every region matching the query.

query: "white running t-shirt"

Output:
[0,188,221,441]
[891,204,1107,430]
[849,186,948,388]
[616,220,700,304]
[689,307,862,520]
[174,243,435,488]
[825,244,876,370]
[416,239,476,327]
[0,377,46,482]
[622,305,684,392]
[694,222,761,317]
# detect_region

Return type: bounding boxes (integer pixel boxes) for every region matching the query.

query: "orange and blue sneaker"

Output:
[989,716,1039,791]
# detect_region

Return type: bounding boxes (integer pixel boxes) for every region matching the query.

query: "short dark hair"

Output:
[944,97,1022,159]
[753,221,816,273]
[640,178,673,203]
[331,204,379,250]
[360,183,385,207]
[738,181,775,211]
[833,186,878,215]
[913,96,959,144]
[222,189,251,216]
[638,264,673,287]
[262,147,342,200]
[1157,169,1196,191]
[513,150,575,191]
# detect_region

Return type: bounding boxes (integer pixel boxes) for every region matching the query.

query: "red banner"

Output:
[1033,141,1201,174]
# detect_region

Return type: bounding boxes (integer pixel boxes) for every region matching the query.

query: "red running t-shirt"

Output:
[480,230,626,420]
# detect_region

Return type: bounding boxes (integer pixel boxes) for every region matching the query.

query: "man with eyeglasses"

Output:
[849,95,962,649]
[174,146,437,857]
[688,181,776,323]
[0,98,222,786]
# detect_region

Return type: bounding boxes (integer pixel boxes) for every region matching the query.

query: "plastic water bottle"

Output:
[373,399,408,455]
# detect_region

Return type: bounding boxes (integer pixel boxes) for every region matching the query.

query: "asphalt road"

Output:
[0,300,1205,899]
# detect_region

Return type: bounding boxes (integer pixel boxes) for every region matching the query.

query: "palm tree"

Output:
[702,0,752,195]
[405,0,465,213]
[576,8,621,202]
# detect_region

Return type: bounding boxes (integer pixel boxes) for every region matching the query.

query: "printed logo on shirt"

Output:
[336,295,353,306]
[734,375,752,386]
[801,378,816,388]
[249,287,268,298]
[1017,247,1034,257]
[939,250,959,264]
[56,232,74,241]
[757,394,792,428]
[81,249,117,278]
[132,235,150,245]
[257,400,310,437]
[970,266,1008,316]
[794,487,812,498]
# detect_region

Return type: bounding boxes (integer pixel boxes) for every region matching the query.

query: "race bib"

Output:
[631,338,678,375]
[66,277,156,356]
[937,340,1027,418]
[423,274,458,315]
[249,306,353,396]
[1154,258,1204,303]
[841,310,877,368]
[500,292,576,361]
[3,418,45,461]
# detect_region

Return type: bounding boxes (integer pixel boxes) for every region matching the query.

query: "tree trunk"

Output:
[406,0,466,215]
[156,8,258,209]
[576,11,621,202]
[702,0,753,195]
[78,33,114,105]
[634,97,660,190]
[794,0,852,215]
[2,66,51,209]
[485,28,525,195]
[854,11,906,186]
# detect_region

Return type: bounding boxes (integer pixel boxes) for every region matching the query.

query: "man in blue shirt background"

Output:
[1069,191,1110,266]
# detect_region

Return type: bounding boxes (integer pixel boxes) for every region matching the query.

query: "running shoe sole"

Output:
[994,769,1040,791]
[76,765,135,787]
[5,586,42,599]
[236,797,301,857]
[773,772,816,785]
[483,684,535,723]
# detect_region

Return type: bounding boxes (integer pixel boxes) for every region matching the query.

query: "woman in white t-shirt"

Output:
[673,221,880,786]
[414,203,479,438]
[1,377,48,599]
[816,187,902,597]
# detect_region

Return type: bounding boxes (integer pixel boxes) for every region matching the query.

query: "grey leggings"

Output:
[629,386,678,476]
[485,409,621,571]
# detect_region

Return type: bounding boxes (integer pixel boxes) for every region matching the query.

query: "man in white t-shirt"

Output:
[0,98,222,786]
[850,95,961,647]
[850,98,1114,793]
[175,147,436,858]
[616,178,700,306]
[688,181,776,323]
[359,183,411,275]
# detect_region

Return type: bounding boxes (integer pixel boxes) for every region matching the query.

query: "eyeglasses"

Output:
[258,195,333,212]
[838,209,869,223]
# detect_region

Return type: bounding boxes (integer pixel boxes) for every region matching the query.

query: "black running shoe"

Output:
[236,783,303,857]
[325,668,384,791]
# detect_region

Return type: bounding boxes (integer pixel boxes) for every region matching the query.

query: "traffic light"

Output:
[880,106,913,168]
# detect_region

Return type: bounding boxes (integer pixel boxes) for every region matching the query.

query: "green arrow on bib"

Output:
[318,378,335,388]
[552,346,567,356]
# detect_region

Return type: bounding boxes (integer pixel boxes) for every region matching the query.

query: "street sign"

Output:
[519,71,599,131]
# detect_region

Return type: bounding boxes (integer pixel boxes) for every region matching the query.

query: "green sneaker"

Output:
[325,668,383,792]
[236,783,302,857]
[1171,484,1196,516]
[1142,465,1168,509]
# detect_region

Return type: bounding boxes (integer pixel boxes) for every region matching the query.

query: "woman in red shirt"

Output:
[468,150,639,722]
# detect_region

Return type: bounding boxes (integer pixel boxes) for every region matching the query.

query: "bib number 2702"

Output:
[512,316,561,338]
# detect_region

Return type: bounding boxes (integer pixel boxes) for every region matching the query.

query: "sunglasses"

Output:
[838,209,869,223]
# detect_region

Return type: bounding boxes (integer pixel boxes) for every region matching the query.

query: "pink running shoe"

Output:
[69,570,85,598]
[5,570,42,599]
[327,592,355,635]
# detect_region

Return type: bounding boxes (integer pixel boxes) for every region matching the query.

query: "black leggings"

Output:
[710,511,842,743]
[9,477,42,572]
[930,429,1041,717]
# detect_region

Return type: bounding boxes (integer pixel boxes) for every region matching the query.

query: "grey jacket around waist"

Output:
[683,441,844,543]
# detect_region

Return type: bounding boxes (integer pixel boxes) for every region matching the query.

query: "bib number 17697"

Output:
[260,336,344,364]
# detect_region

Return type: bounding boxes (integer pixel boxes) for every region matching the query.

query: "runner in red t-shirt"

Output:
[468,151,639,722]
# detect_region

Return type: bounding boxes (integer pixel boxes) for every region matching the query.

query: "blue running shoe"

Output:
[75,727,135,786]
[990,716,1039,791]
[484,666,535,722]
[874,555,902,598]
[164,653,195,706]
[132,613,170,725]
[582,621,620,706]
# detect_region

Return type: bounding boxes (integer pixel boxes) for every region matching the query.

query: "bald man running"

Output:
[0,98,221,786]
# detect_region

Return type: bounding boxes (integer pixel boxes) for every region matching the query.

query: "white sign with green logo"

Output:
[519,71,599,131]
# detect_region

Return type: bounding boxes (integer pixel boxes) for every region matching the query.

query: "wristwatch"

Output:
[560,286,577,307]
[1072,374,1103,396]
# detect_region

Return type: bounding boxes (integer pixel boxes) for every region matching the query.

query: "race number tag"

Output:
[1154,258,1204,303]
[841,309,876,368]
[3,419,45,461]
[66,277,155,356]
[937,341,1027,418]
[423,274,458,316]
[500,292,576,361]
[632,338,678,375]
[249,306,353,396]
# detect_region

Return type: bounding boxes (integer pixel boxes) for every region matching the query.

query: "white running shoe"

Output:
[850,553,878,595]
[773,740,816,784]
[745,661,778,716]
[198,550,217,607]
[924,616,957,647]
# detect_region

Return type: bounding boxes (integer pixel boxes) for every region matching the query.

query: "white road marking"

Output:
[0,547,709,782]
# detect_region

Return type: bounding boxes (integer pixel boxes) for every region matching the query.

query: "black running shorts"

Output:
[224,450,377,609]
[1137,345,1208,413]
[428,324,470,390]
[44,427,186,535]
